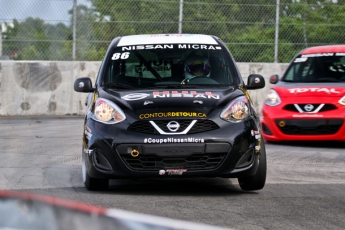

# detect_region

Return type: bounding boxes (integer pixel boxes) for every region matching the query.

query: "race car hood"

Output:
[100,87,243,111]
[273,82,345,98]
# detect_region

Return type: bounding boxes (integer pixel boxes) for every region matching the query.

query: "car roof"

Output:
[117,34,219,46]
[300,44,345,54]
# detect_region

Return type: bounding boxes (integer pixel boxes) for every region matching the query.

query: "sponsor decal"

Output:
[139,112,207,119]
[288,88,340,94]
[193,100,203,104]
[153,91,220,99]
[144,137,204,144]
[121,44,221,51]
[301,52,345,57]
[158,169,187,176]
[121,93,150,101]
[163,148,185,154]
[292,114,323,117]
[84,125,92,140]
[255,134,261,140]
[301,53,334,57]
[83,148,93,155]
[143,100,153,105]
[251,130,260,136]
[294,57,308,63]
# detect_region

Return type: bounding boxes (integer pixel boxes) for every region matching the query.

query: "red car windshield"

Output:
[282,54,345,83]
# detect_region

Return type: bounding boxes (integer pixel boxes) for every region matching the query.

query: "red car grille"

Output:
[283,104,337,112]
[275,119,343,135]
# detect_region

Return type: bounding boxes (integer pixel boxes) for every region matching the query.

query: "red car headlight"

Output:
[264,89,281,106]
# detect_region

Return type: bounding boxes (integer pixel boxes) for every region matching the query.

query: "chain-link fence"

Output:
[1,0,345,62]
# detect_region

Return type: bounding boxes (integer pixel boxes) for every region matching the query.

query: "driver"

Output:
[182,55,211,84]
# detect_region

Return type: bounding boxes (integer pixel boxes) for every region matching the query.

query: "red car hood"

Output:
[273,84,345,98]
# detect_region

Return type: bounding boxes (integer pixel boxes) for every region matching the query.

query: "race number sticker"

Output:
[111,52,130,60]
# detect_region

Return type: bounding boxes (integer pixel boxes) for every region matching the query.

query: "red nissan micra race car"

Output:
[261,45,345,142]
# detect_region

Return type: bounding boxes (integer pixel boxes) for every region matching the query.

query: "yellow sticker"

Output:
[139,112,207,119]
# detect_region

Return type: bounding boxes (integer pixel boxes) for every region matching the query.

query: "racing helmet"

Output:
[184,55,211,80]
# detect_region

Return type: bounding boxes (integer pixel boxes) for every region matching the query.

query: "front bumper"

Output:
[82,117,263,179]
[261,105,345,141]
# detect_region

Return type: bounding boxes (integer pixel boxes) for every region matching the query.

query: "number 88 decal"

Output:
[111,52,130,60]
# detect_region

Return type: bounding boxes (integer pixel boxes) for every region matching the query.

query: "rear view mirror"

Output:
[269,75,279,84]
[74,77,94,93]
[246,74,265,90]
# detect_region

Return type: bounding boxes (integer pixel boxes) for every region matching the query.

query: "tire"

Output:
[82,148,109,191]
[238,141,267,191]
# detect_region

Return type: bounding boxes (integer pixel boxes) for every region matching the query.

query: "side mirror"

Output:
[74,77,94,93]
[246,74,265,90]
[269,75,279,84]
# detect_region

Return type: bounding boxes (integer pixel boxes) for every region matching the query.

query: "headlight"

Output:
[339,96,345,105]
[92,98,126,124]
[220,96,249,122]
[264,89,281,106]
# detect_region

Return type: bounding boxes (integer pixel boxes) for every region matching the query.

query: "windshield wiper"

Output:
[103,83,134,89]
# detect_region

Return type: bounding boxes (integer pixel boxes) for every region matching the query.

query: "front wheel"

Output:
[82,148,109,191]
[238,141,267,191]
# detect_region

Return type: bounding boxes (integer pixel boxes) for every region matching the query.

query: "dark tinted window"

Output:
[102,43,240,89]
[283,53,345,82]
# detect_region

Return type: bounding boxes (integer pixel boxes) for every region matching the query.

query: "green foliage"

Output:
[1,0,345,62]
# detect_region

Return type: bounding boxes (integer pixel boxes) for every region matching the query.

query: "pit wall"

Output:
[0,61,288,116]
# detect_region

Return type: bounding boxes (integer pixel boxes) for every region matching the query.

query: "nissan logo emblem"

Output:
[167,121,180,132]
[121,93,150,101]
[304,104,314,112]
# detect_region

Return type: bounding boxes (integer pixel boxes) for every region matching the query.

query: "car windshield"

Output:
[282,54,345,83]
[102,43,239,89]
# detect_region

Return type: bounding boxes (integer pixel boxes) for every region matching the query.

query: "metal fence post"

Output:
[0,25,2,56]
[178,0,184,34]
[274,0,280,63]
[72,0,77,61]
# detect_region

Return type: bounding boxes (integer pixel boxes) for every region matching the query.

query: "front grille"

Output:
[276,119,343,135]
[128,119,219,134]
[283,104,337,112]
[121,153,226,171]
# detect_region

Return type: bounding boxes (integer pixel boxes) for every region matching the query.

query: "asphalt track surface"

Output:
[0,117,344,230]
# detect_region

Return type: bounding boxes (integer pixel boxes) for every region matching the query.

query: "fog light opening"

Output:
[93,149,112,171]
[262,123,272,135]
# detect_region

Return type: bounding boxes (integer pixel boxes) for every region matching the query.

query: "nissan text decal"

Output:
[121,44,222,51]
[122,91,220,101]
[288,88,340,94]
[153,91,220,99]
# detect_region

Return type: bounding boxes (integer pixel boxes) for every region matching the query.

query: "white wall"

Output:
[0,61,288,116]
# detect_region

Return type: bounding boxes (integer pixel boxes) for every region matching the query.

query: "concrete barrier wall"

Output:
[0,61,288,116]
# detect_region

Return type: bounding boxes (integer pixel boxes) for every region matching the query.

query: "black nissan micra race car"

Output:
[74,34,266,191]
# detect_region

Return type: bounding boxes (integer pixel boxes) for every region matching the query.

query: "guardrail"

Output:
[0,61,287,116]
